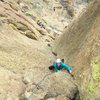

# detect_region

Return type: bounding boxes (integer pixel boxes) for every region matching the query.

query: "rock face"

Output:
[55,0,100,99]
[0,0,53,42]
[0,17,80,100]
[23,71,79,100]
[16,0,88,35]
[0,0,95,99]
[0,0,80,100]
[0,22,50,99]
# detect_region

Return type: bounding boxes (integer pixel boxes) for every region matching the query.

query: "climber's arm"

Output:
[63,63,72,71]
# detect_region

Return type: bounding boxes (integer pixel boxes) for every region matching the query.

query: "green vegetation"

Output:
[92,58,100,81]
[25,13,32,17]
[84,57,100,100]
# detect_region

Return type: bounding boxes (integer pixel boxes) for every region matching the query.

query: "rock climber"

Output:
[49,59,74,77]
[37,20,41,26]
[37,20,45,29]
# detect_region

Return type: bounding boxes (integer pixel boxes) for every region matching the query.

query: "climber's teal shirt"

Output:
[53,62,72,72]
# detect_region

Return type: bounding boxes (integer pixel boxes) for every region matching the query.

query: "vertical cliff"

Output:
[0,0,81,99]
[0,0,97,100]
[55,0,100,99]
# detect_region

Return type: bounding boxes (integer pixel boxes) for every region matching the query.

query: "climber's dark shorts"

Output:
[49,65,55,70]
[49,65,63,71]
